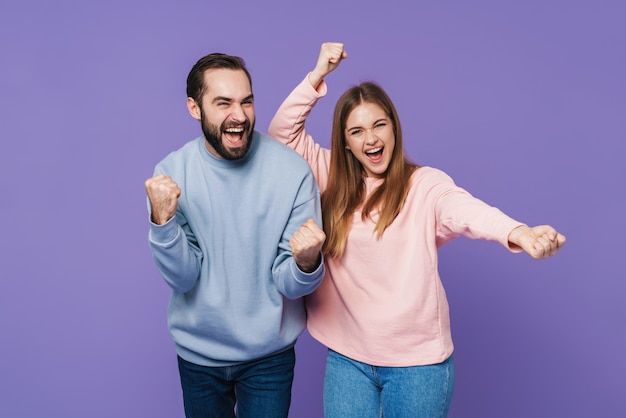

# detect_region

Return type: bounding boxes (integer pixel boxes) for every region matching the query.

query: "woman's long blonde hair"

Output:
[322,82,418,258]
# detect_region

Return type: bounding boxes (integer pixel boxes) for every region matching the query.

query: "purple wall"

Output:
[1,1,624,417]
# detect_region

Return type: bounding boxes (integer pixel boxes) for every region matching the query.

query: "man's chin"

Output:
[225,147,247,159]
[222,139,251,160]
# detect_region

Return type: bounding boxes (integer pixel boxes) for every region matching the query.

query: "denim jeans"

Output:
[323,349,454,418]
[177,347,295,418]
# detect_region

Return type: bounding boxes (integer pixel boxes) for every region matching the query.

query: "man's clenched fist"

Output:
[145,174,181,225]
[290,218,326,273]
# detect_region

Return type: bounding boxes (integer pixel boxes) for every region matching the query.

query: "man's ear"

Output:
[187,97,201,121]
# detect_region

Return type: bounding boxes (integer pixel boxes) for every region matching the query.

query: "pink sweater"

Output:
[268,76,524,367]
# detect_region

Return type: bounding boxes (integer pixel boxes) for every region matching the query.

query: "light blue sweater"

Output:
[148,132,325,366]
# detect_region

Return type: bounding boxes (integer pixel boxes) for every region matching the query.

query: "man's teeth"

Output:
[366,147,382,154]
[225,127,244,133]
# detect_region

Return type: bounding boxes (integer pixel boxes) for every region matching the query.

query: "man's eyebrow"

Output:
[211,94,254,103]
[212,96,234,103]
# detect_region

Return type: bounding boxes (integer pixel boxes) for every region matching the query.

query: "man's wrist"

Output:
[296,253,321,273]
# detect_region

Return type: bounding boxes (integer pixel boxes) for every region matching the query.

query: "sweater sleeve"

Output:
[268,74,332,191]
[147,169,203,293]
[271,169,325,299]
[427,169,525,251]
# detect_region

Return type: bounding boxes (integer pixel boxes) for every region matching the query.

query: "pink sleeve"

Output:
[426,169,525,251]
[268,74,332,191]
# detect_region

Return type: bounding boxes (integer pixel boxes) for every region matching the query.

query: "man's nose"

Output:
[229,104,246,122]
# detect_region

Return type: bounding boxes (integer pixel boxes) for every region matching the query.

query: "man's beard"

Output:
[201,112,254,160]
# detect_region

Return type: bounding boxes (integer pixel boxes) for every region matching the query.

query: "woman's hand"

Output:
[308,42,347,89]
[508,225,567,259]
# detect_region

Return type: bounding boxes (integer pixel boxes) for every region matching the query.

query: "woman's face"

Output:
[344,102,395,178]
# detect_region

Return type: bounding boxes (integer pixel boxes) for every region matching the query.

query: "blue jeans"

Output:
[177,347,295,418]
[324,349,454,418]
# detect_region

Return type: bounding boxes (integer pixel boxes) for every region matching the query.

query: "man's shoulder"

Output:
[156,138,201,167]
[255,132,309,166]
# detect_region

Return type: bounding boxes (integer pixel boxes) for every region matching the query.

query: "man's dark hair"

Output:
[186,53,252,104]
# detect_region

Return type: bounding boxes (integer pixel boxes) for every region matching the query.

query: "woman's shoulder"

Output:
[411,166,454,184]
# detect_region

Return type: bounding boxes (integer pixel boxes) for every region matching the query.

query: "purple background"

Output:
[1,1,624,417]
